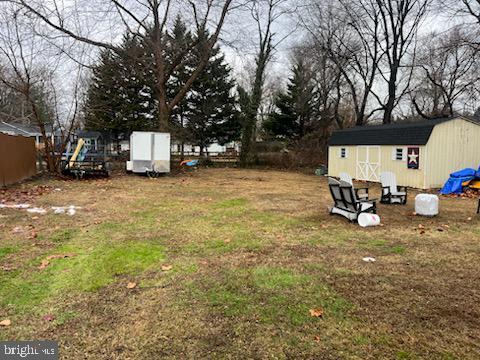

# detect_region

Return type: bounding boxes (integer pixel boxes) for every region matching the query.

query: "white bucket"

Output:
[358,213,381,227]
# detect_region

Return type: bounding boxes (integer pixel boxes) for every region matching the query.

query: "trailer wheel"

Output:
[147,170,158,179]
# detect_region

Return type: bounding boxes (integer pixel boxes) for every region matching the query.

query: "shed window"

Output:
[393,147,405,161]
[340,148,347,158]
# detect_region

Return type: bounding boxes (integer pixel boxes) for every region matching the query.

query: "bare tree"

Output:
[5,0,238,132]
[441,0,480,50]
[447,0,480,25]
[309,44,354,130]
[411,28,479,118]
[239,0,291,165]
[0,7,82,172]
[303,0,383,126]
[375,0,430,123]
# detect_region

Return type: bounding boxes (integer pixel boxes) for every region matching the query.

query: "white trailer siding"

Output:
[128,132,170,174]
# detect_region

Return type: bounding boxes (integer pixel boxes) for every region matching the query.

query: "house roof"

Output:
[76,130,102,139]
[0,121,53,137]
[328,116,479,146]
[0,122,32,136]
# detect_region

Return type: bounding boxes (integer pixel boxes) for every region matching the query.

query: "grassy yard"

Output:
[1,168,479,359]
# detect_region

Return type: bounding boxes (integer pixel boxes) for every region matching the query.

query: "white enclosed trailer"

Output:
[126,132,170,176]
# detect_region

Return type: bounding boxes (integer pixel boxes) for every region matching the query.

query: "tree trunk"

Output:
[158,101,170,132]
[383,64,399,124]
[240,48,270,167]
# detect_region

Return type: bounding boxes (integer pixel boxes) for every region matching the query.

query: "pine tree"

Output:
[166,16,195,156]
[184,31,239,156]
[264,59,316,140]
[84,18,241,152]
[84,34,157,139]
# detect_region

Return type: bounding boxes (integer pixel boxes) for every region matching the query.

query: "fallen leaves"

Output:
[309,308,324,318]
[38,253,76,270]
[414,224,427,235]
[161,264,173,271]
[127,282,137,289]
[0,319,11,327]
[46,253,76,261]
[0,185,52,204]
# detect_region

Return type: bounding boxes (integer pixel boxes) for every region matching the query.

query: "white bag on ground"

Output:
[415,194,439,216]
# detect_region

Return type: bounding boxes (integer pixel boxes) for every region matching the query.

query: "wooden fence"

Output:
[0,133,36,187]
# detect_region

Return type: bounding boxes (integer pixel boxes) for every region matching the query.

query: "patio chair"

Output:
[339,172,369,200]
[380,171,407,204]
[328,177,377,222]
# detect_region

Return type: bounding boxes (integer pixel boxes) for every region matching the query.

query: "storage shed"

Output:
[328,116,480,189]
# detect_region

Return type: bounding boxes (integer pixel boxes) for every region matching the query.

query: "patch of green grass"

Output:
[252,266,310,290]
[0,240,165,313]
[214,198,248,209]
[396,350,417,359]
[441,353,457,360]
[359,238,387,248]
[207,288,251,317]
[0,246,17,260]
[358,238,406,255]
[53,242,166,292]
[353,335,370,346]
[190,266,351,326]
[54,311,78,326]
[390,245,406,255]
[49,228,76,243]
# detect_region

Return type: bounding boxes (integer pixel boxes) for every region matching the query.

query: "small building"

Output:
[328,116,480,189]
[0,121,54,148]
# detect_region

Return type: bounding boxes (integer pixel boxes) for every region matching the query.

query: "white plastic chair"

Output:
[339,172,369,200]
[380,171,407,204]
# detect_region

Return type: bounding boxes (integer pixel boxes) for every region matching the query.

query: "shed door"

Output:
[356,146,380,181]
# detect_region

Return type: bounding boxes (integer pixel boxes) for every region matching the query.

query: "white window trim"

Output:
[392,147,406,161]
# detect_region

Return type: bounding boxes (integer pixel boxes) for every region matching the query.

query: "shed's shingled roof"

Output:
[328,116,479,146]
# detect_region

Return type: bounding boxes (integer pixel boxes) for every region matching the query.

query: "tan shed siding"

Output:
[328,145,426,188]
[425,119,480,188]
[378,145,426,188]
[328,146,356,177]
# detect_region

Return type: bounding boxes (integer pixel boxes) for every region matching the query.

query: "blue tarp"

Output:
[185,160,199,167]
[440,168,478,194]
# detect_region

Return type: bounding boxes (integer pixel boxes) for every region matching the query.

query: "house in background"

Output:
[170,141,240,157]
[0,121,54,148]
[328,115,480,189]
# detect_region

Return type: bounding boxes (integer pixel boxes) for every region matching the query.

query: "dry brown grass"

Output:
[0,168,479,359]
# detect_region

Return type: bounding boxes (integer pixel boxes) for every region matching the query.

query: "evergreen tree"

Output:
[184,31,239,155]
[84,34,157,139]
[84,18,240,153]
[166,16,196,154]
[264,59,316,140]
